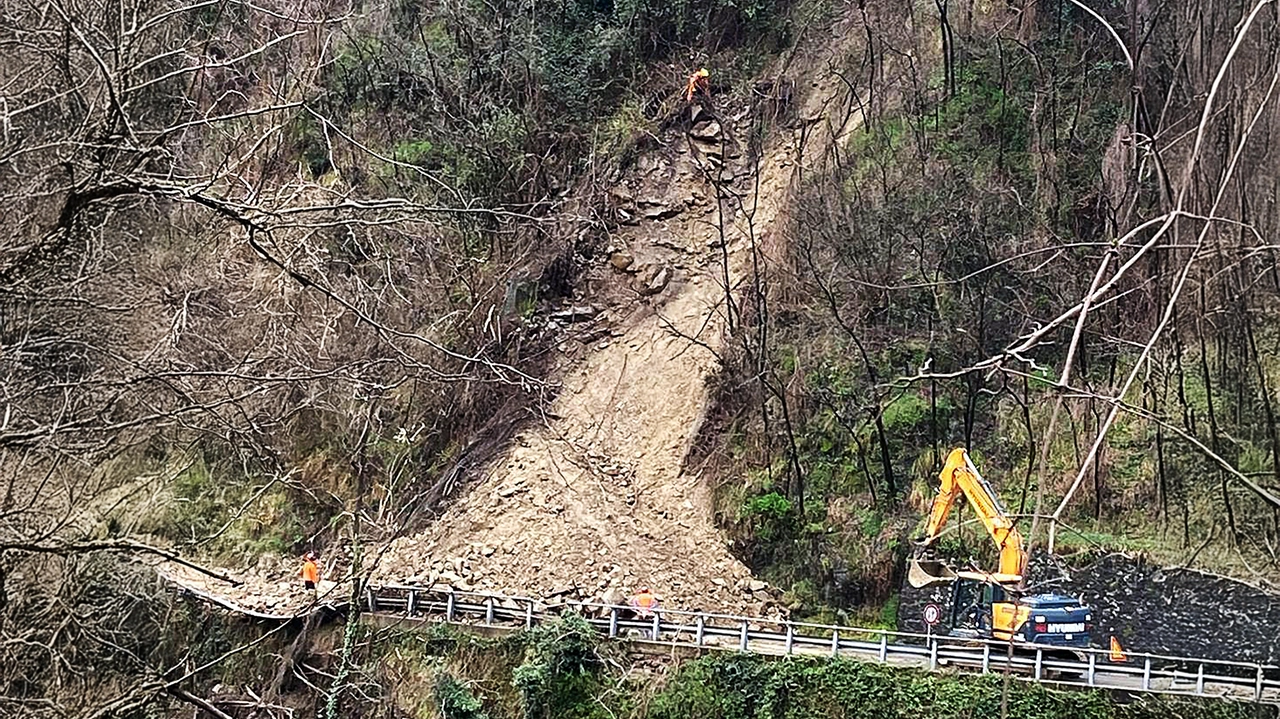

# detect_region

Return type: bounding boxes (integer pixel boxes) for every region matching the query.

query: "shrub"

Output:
[435,673,490,719]
[512,613,601,718]
[740,491,795,541]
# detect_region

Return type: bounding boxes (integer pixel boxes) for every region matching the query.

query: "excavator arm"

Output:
[909,448,1026,587]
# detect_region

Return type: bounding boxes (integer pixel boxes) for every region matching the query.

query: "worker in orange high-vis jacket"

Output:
[630,587,660,639]
[630,587,659,617]
[686,68,710,103]
[301,552,321,593]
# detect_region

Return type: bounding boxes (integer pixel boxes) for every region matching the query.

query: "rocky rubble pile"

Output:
[159,559,348,617]
[371,428,787,616]
[377,534,778,610]
[163,87,821,624]
[1033,551,1280,664]
[367,102,804,618]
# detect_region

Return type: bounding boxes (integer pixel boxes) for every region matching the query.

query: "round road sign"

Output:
[922,603,943,626]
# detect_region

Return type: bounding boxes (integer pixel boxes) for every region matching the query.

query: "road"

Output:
[169,580,1280,705]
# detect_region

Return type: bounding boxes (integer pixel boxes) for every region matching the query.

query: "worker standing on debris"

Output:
[685,68,710,103]
[630,587,659,617]
[630,587,660,639]
[301,552,321,593]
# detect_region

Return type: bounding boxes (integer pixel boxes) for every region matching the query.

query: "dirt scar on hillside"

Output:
[376,80,858,616]
[160,52,859,617]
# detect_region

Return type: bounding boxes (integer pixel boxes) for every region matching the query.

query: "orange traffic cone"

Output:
[1109,636,1127,662]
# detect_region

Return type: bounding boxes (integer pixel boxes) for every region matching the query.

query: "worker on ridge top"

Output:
[301,551,321,594]
[686,67,710,104]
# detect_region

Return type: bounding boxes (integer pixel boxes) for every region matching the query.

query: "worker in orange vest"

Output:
[685,68,710,103]
[630,587,659,617]
[301,551,321,593]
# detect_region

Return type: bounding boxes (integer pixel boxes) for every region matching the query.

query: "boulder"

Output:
[691,138,723,157]
[639,265,673,296]
[549,305,599,322]
[690,119,722,140]
[609,251,634,271]
[639,202,682,220]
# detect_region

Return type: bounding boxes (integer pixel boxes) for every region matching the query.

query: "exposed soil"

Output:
[161,39,862,618]
[370,107,801,615]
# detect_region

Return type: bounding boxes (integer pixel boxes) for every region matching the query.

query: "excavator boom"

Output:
[909,448,1026,587]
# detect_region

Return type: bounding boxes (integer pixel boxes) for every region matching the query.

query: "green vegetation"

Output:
[704,13,1184,624]
[649,653,1269,719]
[379,616,635,719]
[375,620,1276,719]
[301,0,790,202]
[436,674,491,719]
[135,452,309,560]
[511,614,603,718]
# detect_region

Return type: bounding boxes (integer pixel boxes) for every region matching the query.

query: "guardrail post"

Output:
[609,607,619,638]
[485,596,495,625]
[651,613,661,641]
[830,630,839,658]
[446,590,456,622]
[785,623,794,656]
[1195,663,1205,695]
[525,601,533,629]
[982,644,990,674]
[1087,652,1096,686]
[1141,657,1151,691]
[366,586,377,613]
[407,590,416,617]
[740,621,749,652]
[929,638,938,671]
[696,617,705,647]
[1034,648,1043,681]
[1256,666,1264,703]
[878,634,888,663]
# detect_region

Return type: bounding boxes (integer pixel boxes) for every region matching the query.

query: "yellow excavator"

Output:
[910,448,1093,650]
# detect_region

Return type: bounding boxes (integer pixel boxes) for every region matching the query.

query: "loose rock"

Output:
[639,265,673,296]
[609,251,635,271]
[690,119,722,140]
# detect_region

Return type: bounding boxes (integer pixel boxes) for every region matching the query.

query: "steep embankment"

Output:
[163,37,863,615]
[371,100,828,613]
[382,617,1276,719]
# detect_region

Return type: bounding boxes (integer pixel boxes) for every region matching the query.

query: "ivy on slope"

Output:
[387,617,1275,719]
[648,654,1276,719]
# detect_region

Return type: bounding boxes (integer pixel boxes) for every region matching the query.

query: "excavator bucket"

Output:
[907,557,959,588]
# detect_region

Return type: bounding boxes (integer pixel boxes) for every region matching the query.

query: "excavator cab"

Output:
[949,577,1008,636]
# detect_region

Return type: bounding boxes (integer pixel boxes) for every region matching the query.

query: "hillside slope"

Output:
[162,32,866,614]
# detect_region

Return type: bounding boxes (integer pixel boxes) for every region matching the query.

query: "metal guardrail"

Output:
[363,583,1280,705]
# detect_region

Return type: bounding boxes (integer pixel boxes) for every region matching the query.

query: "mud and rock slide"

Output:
[162,43,862,617]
